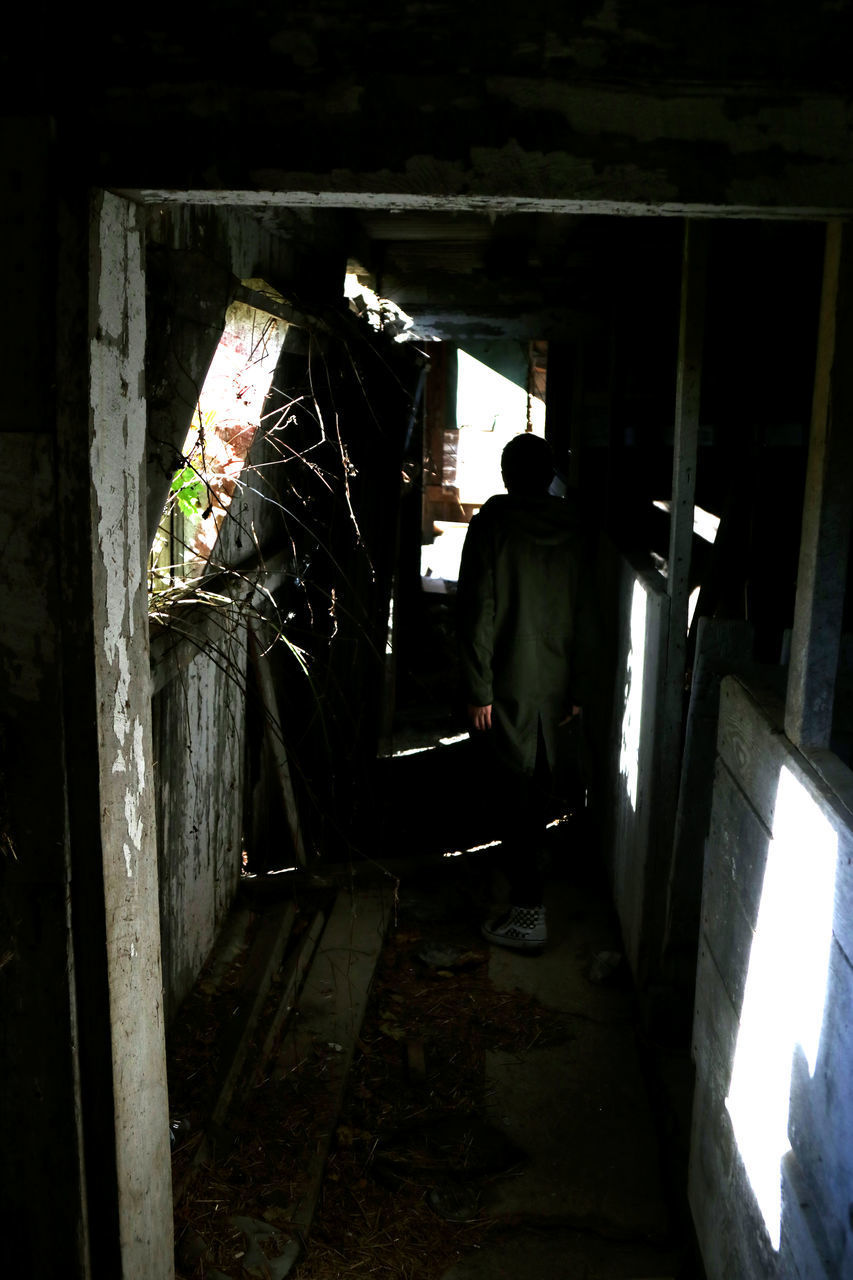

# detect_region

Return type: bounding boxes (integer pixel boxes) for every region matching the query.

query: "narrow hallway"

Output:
[168,596,699,1279]
[7,16,853,1278]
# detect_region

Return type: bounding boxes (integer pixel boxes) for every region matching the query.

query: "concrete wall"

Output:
[152,612,248,1021]
[88,189,174,1278]
[690,676,853,1279]
[144,202,340,1017]
[600,542,670,978]
[46,8,853,215]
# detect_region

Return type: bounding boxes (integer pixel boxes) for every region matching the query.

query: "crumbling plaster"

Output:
[153,619,248,1022]
[89,190,173,1278]
[40,4,850,212]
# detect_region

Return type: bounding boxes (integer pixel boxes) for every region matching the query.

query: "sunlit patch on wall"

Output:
[725,764,837,1251]
[455,350,545,507]
[148,290,288,590]
[618,580,648,814]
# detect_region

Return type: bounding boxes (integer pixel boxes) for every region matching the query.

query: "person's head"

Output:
[500,433,555,496]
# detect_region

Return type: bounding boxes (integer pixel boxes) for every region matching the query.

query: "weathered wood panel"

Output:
[657,222,708,966]
[788,937,853,1278]
[664,618,755,979]
[691,674,853,1280]
[786,221,853,750]
[690,1072,833,1280]
[699,759,771,1014]
[717,677,853,967]
[152,611,247,1020]
[691,932,740,1115]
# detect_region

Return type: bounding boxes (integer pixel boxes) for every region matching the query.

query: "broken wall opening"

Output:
[420,340,548,590]
[88,188,850,1280]
[149,288,289,591]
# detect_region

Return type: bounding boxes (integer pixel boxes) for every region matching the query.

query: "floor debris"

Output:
[169,820,699,1278]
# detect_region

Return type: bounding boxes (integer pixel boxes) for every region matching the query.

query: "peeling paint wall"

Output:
[152,615,247,1021]
[88,190,173,1278]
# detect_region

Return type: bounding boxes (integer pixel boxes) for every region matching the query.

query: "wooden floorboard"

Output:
[274,888,392,1250]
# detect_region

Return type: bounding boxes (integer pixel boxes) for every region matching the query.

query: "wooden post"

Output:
[786,220,853,750]
[651,219,708,980]
[248,620,308,868]
[662,617,754,990]
[667,219,709,678]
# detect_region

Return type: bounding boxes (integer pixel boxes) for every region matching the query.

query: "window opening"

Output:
[148,285,289,595]
[650,498,721,633]
[421,343,548,590]
[344,268,416,342]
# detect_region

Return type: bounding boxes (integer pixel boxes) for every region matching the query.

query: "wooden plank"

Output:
[787,937,853,1278]
[248,619,307,868]
[802,745,853,823]
[786,220,853,749]
[668,220,708,630]
[717,676,791,832]
[231,281,317,332]
[174,900,297,1204]
[689,1072,832,1280]
[688,1071,760,1280]
[691,933,739,1098]
[275,889,390,1251]
[780,1152,837,1280]
[718,676,853,968]
[692,678,853,1280]
[654,220,709,976]
[241,907,327,1097]
[701,759,772,1012]
[210,901,297,1128]
[664,619,754,962]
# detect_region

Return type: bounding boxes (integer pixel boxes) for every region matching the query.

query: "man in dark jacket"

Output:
[457,432,584,952]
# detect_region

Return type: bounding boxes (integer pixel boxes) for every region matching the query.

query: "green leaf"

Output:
[170,467,207,519]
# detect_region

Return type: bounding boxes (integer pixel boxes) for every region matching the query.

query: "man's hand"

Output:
[468,704,492,732]
[559,705,582,726]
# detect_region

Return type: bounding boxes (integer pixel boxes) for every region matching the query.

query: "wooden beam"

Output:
[248,619,308,868]
[786,220,853,749]
[231,281,318,331]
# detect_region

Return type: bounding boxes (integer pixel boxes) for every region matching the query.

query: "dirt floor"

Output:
[168,806,702,1280]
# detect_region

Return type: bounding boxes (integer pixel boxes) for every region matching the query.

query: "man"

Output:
[456,433,584,953]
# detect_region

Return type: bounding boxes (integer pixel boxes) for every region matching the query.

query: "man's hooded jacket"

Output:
[456,491,584,776]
